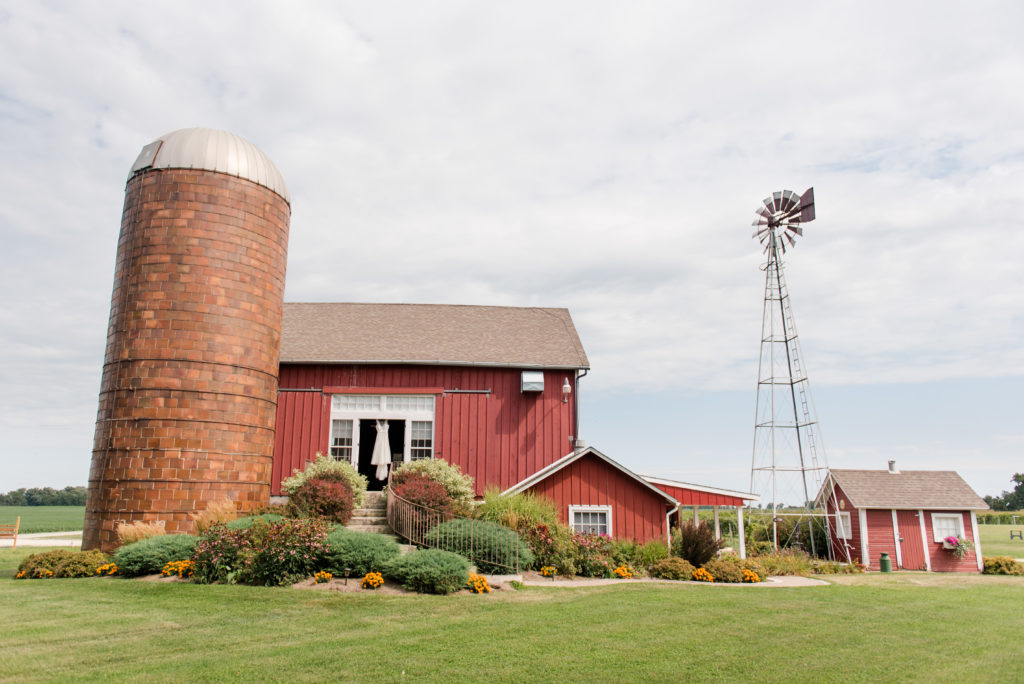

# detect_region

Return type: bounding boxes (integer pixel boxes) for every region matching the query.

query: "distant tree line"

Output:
[0,486,87,506]
[985,473,1024,512]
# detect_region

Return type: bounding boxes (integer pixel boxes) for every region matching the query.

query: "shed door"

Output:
[896,510,926,570]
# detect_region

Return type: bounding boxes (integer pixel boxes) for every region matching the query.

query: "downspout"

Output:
[574,369,588,451]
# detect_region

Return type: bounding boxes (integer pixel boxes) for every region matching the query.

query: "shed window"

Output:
[569,505,612,536]
[834,511,852,539]
[931,513,964,542]
[330,419,353,461]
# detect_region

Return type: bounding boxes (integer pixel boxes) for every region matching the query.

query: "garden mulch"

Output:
[518,570,828,588]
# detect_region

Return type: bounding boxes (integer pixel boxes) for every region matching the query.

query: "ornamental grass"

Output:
[115,520,167,545]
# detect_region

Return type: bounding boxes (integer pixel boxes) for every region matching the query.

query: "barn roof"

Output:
[502,447,679,506]
[280,303,590,369]
[822,469,988,510]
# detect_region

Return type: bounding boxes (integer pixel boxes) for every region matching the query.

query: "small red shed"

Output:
[818,465,989,572]
[502,447,679,545]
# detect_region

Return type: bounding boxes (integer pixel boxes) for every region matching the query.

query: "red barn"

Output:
[818,464,988,572]
[273,302,755,548]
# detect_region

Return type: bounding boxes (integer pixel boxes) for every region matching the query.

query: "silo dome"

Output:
[130,127,290,202]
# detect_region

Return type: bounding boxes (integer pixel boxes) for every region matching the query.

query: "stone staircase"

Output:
[346,491,392,535]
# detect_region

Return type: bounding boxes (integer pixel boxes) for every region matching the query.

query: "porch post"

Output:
[693,506,699,525]
[713,506,721,540]
[737,506,746,559]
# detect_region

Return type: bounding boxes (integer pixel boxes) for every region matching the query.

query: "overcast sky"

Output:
[1,2,1021,500]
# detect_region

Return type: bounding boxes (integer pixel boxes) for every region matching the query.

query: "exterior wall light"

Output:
[562,377,572,403]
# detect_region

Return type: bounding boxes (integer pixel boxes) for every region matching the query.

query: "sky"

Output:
[1,2,1022,501]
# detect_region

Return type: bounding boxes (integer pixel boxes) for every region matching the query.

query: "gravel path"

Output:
[0,531,83,548]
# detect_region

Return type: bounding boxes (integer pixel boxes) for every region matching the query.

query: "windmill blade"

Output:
[785,232,797,248]
[772,191,783,211]
[786,224,804,237]
[799,187,815,223]
[762,197,774,212]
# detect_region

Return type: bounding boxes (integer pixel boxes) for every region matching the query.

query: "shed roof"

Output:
[281,302,590,369]
[822,469,988,510]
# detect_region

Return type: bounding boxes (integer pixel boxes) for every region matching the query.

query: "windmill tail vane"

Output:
[752,187,815,253]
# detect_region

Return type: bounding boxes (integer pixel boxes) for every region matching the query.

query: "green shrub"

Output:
[672,521,724,567]
[609,539,640,567]
[192,518,330,586]
[282,452,368,509]
[384,549,470,594]
[392,474,454,516]
[474,488,561,529]
[607,539,670,570]
[983,556,1024,576]
[324,529,401,577]
[287,478,355,524]
[114,535,197,577]
[192,524,251,584]
[225,514,284,530]
[810,559,865,575]
[425,519,534,574]
[572,532,614,578]
[703,555,745,583]
[649,557,695,581]
[392,459,475,507]
[16,549,109,578]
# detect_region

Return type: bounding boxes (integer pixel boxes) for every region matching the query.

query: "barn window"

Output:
[410,421,433,461]
[329,420,354,461]
[931,513,964,542]
[834,511,852,539]
[569,505,612,536]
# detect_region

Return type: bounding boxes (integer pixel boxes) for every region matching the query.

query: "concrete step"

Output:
[349,516,388,525]
[346,524,393,535]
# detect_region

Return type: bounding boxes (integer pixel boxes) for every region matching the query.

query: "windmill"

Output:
[748,188,846,561]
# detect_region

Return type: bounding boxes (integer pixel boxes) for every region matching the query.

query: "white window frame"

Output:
[834,511,852,540]
[329,394,435,468]
[569,505,613,537]
[931,513,965,542]
[329,418,354,462]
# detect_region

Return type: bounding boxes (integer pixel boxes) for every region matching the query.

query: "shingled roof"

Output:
[280,303,590,369]
[824,469,988,510]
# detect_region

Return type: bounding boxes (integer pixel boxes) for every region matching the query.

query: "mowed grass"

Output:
[3,549,1023,683]
[977,523,1024,558]
[0,506,85,534]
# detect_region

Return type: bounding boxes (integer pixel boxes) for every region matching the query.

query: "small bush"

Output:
[609,539,640,567]
[392,473,454,515]
[192,524,251,584]
[190,500,239,533]
[704,555,745,583]
[116,520,166,545]
[385,549,471,594]
[672,521,725,567]
[983,556,1024,576]
[323,528,401,577]
[572,532,615,578]
[16,549,109,578]
[114,535,197,577]
[753,549,815,577]
[225,514,284,530]
[520,521,578,576]
[392,459,475,506]
[287,477,355,524]
[649,557,696,581]
[425,519,534,574]
[637,540,670,567]
[283,452,368,509]
[193,517,330,586]
[810,559,865,575]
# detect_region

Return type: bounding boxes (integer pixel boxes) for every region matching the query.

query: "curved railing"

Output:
[386,481,523,574]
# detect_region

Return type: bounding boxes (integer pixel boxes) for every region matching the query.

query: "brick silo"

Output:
[84,128,291,551]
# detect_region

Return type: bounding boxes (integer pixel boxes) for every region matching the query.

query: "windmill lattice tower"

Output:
[748,189,845,561]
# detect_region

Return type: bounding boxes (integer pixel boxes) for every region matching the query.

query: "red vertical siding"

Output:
[825,485,861,564]
[923,510,980,573]
[274,364,576,495]
[524,453,669,543]
[652,483,746,507]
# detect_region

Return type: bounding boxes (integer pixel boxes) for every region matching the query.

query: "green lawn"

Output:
[0,506,85,534]
[3,548,1022,683]
[977,523,1024,558]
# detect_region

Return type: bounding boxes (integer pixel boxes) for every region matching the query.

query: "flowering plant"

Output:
[742,569,761,583]
[466,572,492,594]
[942,535,974,559]
[691,567,714,583]
[161,560,194,578]
[361,571,384,589]
[14,570,26,579]
[314,570,333,584]
[613,565,633,579]
[540,565,558,578]
[96,563,119,576]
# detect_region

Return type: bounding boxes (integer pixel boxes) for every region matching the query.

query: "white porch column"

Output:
[970,511,983,572]
[859,509,870,568]
[737,506,746,559]
[713,506,721,540]
[693,506,699,525]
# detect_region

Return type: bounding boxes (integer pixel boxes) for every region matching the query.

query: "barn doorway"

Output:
[358,419,405,491]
